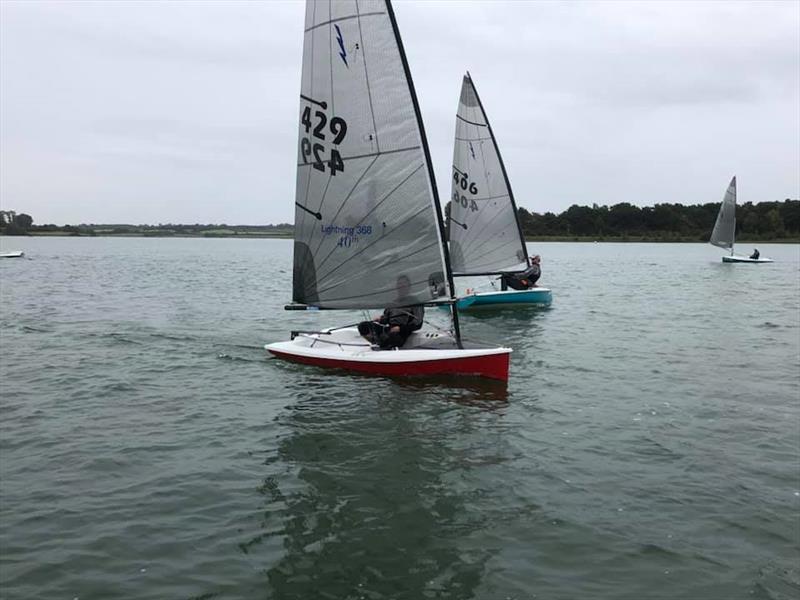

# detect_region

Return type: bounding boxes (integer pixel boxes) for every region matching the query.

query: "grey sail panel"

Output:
[710,176,736,250]
[448,74,528,275]
[292,0,450,309]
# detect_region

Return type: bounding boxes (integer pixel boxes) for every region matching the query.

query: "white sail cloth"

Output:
[710,176,737,250]
[449,74,528,275]
[292,0,449,309]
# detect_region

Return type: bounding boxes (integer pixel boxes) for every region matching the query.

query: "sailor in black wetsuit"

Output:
[750,248,760,260]
[357,275,424,349]
[501,255,541,291]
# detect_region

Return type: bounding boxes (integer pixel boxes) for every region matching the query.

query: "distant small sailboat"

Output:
[448,73,551,309]
[710,176,773,263]
[0,251,24,258]
[265,1,512,381]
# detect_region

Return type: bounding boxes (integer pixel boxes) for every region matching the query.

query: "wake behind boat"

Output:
[265,0,511,381]
[448,73,552,309]
[710,177,773,263]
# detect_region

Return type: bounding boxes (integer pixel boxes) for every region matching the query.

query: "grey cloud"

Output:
[1,0,797,225]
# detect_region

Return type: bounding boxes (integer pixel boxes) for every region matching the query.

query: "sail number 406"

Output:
[301,107,348,176]
[453,170,479,212]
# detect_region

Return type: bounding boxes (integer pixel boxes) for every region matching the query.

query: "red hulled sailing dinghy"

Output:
[265,0,511,381]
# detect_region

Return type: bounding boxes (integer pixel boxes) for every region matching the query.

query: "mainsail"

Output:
[292,0,451,309]
[710,176,736,250]
[448,73,529,276]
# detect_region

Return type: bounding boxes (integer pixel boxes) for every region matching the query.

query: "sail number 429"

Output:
[301,106,348,176]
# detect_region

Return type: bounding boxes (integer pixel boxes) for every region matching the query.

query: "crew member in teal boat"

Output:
[750,248,760,260]
[358,275,424,349]
[501,255,541,291]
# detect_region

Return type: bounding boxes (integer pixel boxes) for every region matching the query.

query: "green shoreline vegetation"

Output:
[1,199,798,242]
[511,199,800,243]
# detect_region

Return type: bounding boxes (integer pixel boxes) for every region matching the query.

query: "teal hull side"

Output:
[456,289,552,311]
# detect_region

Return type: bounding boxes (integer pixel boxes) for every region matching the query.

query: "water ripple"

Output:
[0,238,798,599]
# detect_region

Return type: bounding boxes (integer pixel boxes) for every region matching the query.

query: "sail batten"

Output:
[710,176,737,251]
[456,115,488,128]
[448,74,529,276]
[292,0,451,309]
[295,144,420,167]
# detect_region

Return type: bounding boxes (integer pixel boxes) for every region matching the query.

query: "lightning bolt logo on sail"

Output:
[334,25,348,67]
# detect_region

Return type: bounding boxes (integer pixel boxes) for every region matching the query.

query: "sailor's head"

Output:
[531,255,541,264]
[396,274,411,297]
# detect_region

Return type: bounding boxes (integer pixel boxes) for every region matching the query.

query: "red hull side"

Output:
[268,350,510,381]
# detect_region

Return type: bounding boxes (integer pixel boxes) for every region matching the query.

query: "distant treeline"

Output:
[0,218,293,237]
[2,200,799,240]
[0,211,33,235]
[514,199,800,240]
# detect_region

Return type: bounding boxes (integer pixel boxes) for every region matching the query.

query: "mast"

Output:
[386,0,462,345]
[731,176,737,254]
[466,71,530,269]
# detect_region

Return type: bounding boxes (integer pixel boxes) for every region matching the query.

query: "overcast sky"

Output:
[1,0,798,225]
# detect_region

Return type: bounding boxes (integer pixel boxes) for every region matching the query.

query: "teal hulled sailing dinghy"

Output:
[455,288,552,310]
[448,73,552,310]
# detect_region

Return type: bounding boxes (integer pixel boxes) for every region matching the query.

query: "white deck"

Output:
[266,327,510,364]
[722,255,773,263]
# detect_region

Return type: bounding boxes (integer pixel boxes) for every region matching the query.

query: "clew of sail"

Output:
[292,0,450,309]
[710,176,736,250]
[448,73,529,276]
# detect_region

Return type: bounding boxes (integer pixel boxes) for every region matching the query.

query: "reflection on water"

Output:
[270,356,511,405]
[461,308,549,356]
[244,383,505,598]
[391,376,510,408]
[460,304,551,323]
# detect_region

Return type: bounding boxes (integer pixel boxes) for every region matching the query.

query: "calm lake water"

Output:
[1,237,799,600]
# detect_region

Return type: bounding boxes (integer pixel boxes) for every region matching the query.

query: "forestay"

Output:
[710,176,736,250]
[448,73,528,275]
[292,0,450,309]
